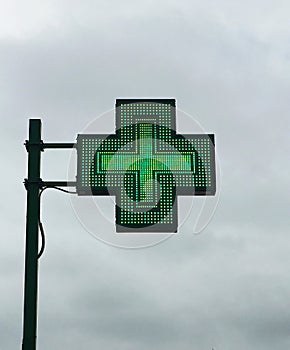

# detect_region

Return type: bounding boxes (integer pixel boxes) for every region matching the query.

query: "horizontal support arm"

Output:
[42,143,76,149]
[24,179,77,189]
[24,141,76,151]
[41,181,77,187]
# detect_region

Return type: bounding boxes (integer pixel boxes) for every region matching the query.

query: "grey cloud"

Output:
[1,0,290,349]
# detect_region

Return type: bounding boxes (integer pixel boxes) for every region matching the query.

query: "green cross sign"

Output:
[77,99,216,232]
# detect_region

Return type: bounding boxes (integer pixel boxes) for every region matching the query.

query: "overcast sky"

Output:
[1,0,290,349]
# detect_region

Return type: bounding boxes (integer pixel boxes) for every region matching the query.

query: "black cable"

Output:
[48,186,77,194]
[37,221,45,259]
[37,186,77,259]
[37,187,47,259]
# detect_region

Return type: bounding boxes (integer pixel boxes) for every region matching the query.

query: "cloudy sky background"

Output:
[1,0,290,349]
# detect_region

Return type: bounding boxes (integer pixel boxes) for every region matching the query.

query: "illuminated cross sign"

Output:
[77,99,216,232]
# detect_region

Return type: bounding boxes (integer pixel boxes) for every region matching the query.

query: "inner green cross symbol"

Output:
[100,123,194,203]
[77,99,216,233]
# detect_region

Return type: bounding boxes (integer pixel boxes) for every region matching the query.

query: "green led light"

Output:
[77,99,216,232]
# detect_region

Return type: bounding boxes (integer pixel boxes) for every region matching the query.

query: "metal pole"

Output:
[22,119,42,350]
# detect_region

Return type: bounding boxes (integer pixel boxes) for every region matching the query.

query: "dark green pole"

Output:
[22,119,42,350]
